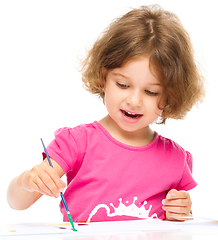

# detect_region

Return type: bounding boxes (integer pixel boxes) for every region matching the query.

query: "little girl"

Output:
[7,5,204,222]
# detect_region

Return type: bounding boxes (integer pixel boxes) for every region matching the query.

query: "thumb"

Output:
[166,189,178,199]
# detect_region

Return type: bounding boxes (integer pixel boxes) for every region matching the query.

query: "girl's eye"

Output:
[145,90,158,96]
[116,82,129,89]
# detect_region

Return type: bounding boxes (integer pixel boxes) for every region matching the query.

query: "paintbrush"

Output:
[40,138,77,231]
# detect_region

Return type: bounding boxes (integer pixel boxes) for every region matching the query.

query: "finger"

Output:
[166,211,189,221]
[166,189,178,199]
[23,178,41,193]
[25,174,53,197]
[175,215,194,220]
[44,166,66,191]
[23,169,51,196]
[166,210,193,221]
[166,189,189,200]
[38,171,60,197]
[162,198,190,207]
[33,175,58,197]
[162,205,190,215]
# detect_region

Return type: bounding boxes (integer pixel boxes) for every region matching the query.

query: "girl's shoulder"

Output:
[53,121,101,142]
[156,133,192,164]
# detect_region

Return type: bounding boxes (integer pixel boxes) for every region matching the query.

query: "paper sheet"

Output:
[1,218,218,238]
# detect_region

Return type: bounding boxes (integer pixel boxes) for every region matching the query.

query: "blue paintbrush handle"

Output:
[40,138,53,167]
[60,192,69,211]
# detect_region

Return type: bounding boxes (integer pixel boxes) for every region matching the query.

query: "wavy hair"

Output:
[80,4,205,123]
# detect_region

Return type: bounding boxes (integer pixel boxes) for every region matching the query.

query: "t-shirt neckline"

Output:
[94,121,158,151]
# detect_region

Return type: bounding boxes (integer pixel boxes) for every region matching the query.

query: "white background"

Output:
[0,0,217,224]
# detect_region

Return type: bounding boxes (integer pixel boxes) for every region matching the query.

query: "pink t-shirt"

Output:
[44,121,197,222]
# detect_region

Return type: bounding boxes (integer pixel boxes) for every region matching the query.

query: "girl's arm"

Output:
[7,158,66,210]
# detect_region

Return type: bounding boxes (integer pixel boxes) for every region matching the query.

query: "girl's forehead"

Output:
[112,57,160,84]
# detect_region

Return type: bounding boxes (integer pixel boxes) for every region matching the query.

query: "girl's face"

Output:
[103,57,163,134]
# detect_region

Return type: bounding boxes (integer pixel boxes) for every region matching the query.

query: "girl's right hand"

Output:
[20,160,66,198]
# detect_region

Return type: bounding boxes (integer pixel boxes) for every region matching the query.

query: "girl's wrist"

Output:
[17,170,29,191]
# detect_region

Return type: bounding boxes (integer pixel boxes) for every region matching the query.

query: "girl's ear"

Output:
[102,67,108,81]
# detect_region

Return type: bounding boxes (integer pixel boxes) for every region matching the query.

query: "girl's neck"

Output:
[98,115,155,147]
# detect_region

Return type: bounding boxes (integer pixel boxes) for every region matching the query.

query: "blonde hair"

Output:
[80,4,205,123]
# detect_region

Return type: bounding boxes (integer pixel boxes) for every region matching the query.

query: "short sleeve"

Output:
[175,151,197,191]
[186,151,193,173]
[42,126,87,175]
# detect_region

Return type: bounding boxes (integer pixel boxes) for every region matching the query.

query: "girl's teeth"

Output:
[127,112,135,115]
[122,110,141,118]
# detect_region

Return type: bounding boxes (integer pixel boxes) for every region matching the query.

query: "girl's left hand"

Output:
[162,189,192,221]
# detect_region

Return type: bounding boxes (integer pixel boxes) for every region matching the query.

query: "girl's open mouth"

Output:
[121,110,143,119]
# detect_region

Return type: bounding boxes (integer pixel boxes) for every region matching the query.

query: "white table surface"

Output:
[1,218,218,240]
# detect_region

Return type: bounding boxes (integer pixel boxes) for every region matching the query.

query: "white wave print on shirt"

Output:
[87,196,158,222]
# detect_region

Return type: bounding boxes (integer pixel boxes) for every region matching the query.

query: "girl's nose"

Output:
[126,91,142,107]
